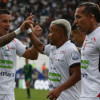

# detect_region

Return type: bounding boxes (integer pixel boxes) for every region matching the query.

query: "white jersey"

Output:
[44,40,81,100]
[0,38,26,94]
[81,27,100,97]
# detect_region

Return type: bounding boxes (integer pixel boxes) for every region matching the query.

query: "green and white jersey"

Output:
[44,40,81,100]
[0,38,26,94]
[81,27,100,97]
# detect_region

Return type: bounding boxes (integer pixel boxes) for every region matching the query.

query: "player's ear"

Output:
[89,14,95,22]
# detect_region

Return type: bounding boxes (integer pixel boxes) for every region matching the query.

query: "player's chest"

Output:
[0,43,16,57]
[49,49,65,65]
[81,37,98,55]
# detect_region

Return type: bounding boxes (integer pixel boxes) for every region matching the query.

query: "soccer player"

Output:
[0,9,42,100]
[74,2,100,100]
[26,19,81,100]
[19,58,34,98]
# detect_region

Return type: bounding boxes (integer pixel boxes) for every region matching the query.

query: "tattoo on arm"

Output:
[0,32,16,47]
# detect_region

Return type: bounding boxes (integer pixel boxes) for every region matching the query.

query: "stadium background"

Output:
[0,0,100,100]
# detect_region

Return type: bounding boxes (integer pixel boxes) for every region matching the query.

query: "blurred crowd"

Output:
[0,0,100,45]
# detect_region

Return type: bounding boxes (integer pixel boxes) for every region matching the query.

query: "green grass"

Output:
[15,88,49,100]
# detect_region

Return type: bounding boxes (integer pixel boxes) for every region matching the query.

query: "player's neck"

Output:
[56,38,68,48]
[86,24,98,34]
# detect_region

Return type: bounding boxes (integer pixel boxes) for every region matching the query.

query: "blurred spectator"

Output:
[41,63,48,79]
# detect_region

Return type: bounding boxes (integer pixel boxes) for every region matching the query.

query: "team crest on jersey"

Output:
[3,45,10,51]
[71,51,79,60]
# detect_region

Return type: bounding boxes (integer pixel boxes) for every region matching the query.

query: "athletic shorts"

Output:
[0,94,15,100]
[25,77,32,82]
[79,97,100,100]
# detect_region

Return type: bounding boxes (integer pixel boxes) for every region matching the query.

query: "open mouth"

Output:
[77,25,81,30]
[5,28,9,31]
[4,28,9,32]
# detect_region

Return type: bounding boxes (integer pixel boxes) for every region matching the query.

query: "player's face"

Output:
[71,30,84,47]
[74,6,92,34]
[71,31,79,44]
[0,14,11,36]
[48,24,60,46]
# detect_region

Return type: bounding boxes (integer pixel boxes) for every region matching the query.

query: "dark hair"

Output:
[0,9,10,15]
[78,2,100,22]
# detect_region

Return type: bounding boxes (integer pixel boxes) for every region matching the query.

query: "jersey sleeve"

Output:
[43,44,54,56]
[15,39,26,57]
[65,46,81,68]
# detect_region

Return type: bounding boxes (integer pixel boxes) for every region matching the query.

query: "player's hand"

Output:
[20,13,34,31]
[34,22,42,37]
[26,13,33,21]
[20,20,33,31]
[29,22,42,37]
[47,88,62,100]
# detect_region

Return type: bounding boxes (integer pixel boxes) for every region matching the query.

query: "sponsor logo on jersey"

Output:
[4,55,11,57]
[81,60,89,69]
[48,72,62,82]
[50,56,64,64]
[49,84,58,89]
[0,60,13,69]
[55,58,64,62]
[81,73,88,78]
[71,51,79,60]
[0,71,14,77]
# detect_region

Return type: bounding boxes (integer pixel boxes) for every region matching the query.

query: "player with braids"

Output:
[74,2,100,100]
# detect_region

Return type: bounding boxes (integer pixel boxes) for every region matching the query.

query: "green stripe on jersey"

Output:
[48,72,62,82]
[0,60,13,64]
[81,60,89,69]
[0,60,13,69]
[0,65,13,69]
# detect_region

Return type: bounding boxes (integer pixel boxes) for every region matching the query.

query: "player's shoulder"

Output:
[45,44,55,51]
[65,40,77,49]
[61,41,78,55]
[13,38,21,42]
[10,38,20,44]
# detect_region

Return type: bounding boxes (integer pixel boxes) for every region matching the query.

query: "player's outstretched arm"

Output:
[0,32,17,47]
[0,15,34,47]
[28,22,45,54]
[20,14,45,54]
[20,20,43,60]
